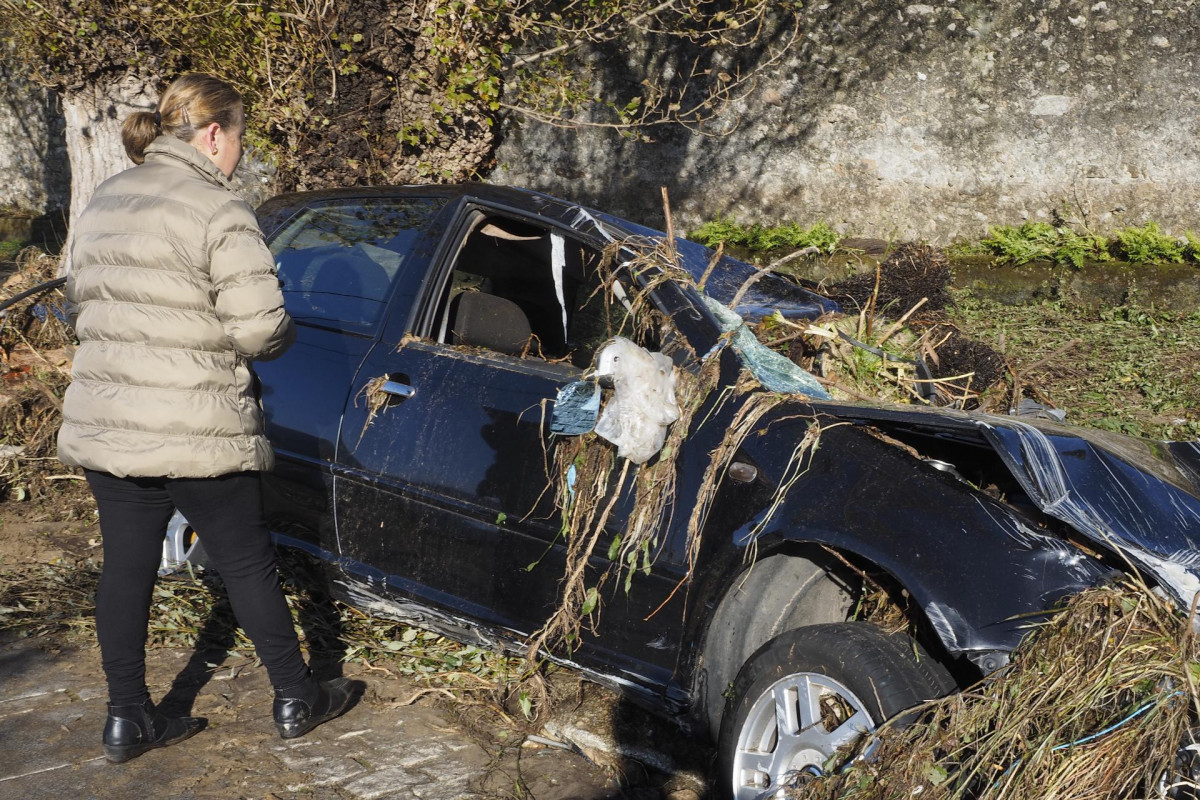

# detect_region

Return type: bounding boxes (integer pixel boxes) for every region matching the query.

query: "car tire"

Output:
[717,622,950,800]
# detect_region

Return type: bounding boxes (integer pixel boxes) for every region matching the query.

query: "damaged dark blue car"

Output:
[160,185,1200,799]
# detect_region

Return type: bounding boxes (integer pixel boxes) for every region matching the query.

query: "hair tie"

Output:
[153,109,162,128]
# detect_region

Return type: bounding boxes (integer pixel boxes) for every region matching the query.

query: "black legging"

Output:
[85,470,309,705]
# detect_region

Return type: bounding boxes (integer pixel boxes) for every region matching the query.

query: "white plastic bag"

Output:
[592,337,680,464]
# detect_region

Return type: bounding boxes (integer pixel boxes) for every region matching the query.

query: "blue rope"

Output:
[995,691,1183,784]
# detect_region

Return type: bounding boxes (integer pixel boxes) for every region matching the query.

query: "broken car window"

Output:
[434,214,632,368]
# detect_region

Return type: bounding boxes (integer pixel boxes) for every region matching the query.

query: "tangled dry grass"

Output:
[797,581,1199,800]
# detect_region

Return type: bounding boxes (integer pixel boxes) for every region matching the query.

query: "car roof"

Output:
[258,183,840,320]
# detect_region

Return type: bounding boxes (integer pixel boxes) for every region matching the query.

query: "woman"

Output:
[58,73,358,763]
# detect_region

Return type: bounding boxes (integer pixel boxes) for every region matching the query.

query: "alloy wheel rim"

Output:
[731,672,875,800]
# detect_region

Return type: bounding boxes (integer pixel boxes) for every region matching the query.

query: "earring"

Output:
[212,147,218,155]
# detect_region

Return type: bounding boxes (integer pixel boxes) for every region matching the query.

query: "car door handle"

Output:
[380,379,415,401]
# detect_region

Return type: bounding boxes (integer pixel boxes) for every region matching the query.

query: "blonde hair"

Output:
[122,73,244,165]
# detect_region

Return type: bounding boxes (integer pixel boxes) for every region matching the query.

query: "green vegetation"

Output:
[1113,221,1187,263]
[0,0,800,188]
[966,220,1200,268]
[969,221,1110,268]
[951,291,1200,440]
[689,216,842,254]
[692,215,1200,270]
[0,241,21,260]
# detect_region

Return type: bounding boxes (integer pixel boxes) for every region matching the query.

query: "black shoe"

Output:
[273,675,361,739]
[103,698,205,763]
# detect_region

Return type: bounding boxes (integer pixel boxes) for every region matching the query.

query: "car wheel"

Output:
[158,510,211,575]
[717,622,949,800]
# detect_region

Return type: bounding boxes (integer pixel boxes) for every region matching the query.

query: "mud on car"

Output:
[161,185,1200,798]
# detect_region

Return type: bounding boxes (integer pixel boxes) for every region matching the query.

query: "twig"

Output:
[511,0,676,67]
[660,186,677,265]
[764,245,820,272]
[865,260,882,340]
[393,687,458,706]
[698,241,723,291]
[812,375,878,402]
[899,371,977,384]
[730,264,772,310]
[1020,338,1084,376]
[876,297,929,346]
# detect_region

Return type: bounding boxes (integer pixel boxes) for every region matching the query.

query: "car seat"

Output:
[448,292,533,356]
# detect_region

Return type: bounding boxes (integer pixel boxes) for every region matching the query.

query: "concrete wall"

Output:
[493,0,1200,242]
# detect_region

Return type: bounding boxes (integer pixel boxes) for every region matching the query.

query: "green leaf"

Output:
[581,586,599,615]
[926,764,949,786]
[518,689,533,719]
[495,512,507,525]
[607,535,622,560]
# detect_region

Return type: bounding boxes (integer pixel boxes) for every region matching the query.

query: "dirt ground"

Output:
[0,496,711,800]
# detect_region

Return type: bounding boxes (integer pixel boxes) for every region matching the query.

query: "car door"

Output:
[333,203,594,628]
[254,195,446,556]
[332,201,686,689]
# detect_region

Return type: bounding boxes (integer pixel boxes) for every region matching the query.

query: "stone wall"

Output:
[493,0,1200,242]
[2,1,1197,243]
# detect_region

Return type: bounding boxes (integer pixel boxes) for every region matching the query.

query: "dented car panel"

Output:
[723,412,1117,658]
[980,419,1200,611]
[246,184,1200,731]
[802,402,1200,617]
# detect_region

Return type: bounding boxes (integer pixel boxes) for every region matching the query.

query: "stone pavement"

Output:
[0,636,642,799]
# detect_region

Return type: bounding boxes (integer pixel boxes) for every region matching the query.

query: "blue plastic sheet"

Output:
[701,296,832,400]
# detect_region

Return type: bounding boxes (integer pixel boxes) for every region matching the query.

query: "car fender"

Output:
[734,420,1114,659]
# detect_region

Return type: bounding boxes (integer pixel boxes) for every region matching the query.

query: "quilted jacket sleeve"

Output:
[207,199,295,361]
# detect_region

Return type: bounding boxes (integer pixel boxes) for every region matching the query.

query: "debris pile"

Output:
[0,249,73,499]
[0,553,524,696]
[798,581,1198,800]
[767,242,1009,408]
[827,242,955,317]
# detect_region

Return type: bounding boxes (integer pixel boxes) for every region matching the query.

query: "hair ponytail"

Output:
[121,110,161,165]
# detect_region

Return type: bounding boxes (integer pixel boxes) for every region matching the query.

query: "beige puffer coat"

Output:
[57,135,294,478]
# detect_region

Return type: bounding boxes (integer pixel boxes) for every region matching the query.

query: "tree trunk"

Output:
[57,72,276,275]
[61,72,155,227]
[59,73,155,274]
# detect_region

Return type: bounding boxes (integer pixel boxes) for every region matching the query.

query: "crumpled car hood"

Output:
[978,417,1200,611]
[814,402,1200,611]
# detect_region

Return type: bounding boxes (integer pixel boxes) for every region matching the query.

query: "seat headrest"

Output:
[449,292,532,356]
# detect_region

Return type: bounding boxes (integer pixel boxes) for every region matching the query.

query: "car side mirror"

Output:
[550,380,601,436]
